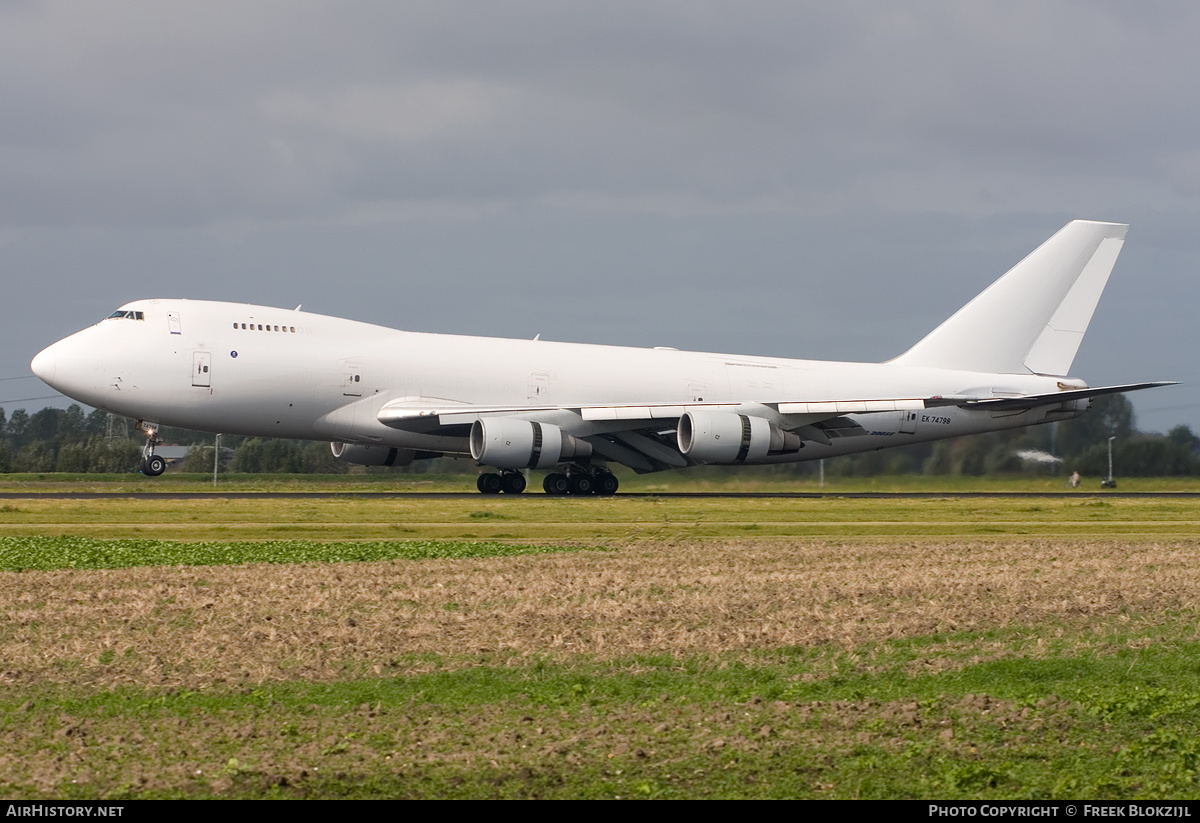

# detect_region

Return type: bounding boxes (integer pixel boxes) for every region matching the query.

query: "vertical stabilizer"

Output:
[893,220,1128,376]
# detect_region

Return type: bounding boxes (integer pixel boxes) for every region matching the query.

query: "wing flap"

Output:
[778,399,926,414]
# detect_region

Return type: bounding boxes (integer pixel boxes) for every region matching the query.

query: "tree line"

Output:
[0,396,1195,476]
[0,404,460,475]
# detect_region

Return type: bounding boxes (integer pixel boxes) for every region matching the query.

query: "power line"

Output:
[1137,402,1200,414]
[0,375,38,381]
[0,394,65,404]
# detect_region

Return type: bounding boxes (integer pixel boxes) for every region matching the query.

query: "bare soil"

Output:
[3,538,1195,690]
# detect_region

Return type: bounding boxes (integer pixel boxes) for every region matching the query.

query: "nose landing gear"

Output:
[137,421,166,476]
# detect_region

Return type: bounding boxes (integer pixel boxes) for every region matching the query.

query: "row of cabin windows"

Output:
[234,322,296,333]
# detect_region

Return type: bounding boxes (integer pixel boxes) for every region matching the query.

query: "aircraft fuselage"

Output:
[31,297,1084,465]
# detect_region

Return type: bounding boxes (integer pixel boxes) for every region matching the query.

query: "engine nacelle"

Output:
[330,442,415,467]
[470,418,593,469]
[677,410,802,464]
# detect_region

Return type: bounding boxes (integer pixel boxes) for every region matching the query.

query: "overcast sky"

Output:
[2,1,1197,435]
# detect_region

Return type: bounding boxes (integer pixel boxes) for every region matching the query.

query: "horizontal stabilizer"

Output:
[924,381,1177,411]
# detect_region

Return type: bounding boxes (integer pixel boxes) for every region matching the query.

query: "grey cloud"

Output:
[1,1,1197,432]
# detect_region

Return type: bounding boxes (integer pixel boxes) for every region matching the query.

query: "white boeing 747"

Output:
[31,220,1173,494]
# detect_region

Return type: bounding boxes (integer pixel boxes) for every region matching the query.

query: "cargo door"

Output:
[192,351,212,387]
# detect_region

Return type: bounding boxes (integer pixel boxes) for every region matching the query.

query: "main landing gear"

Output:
[476,471,527,495]
[474,468,619,495]
[543,469,619,496]
[137,420,166,476]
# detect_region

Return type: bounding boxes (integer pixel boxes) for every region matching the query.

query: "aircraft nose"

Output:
[31,344,57,386]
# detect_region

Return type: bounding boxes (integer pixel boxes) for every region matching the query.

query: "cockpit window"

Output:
[106,310,145,320]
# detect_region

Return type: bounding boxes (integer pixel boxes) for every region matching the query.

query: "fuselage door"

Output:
[192,351,212,387]
[899,410,918,434]
[528,371,550,404]
[342,360,363,397]
[167,312,182,334]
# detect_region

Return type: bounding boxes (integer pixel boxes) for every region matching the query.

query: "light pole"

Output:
[1101,435,1117,489]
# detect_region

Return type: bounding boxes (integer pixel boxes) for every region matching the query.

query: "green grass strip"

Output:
[0,534,604,571]
[8,636,1200,798]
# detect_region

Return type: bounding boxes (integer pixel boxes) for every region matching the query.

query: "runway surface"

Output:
[3,491,1199,500]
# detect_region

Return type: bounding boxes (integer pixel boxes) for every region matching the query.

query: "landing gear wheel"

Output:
[543,473,570,495]
[594,471,619,496]
[500,472,527,494]
[137,420,165,478]
[476,473,503,494]
[569,473,594,495]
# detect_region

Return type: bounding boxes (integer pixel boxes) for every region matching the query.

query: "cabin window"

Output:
[234,320,297,334]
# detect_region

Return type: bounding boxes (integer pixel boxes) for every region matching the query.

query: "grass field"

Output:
[2,476,1199,798]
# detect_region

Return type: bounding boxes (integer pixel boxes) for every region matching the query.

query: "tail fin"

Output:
[893,220,1128,376]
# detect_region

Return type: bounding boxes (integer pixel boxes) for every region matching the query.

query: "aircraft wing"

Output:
[377,396,925,473]
[377,397,930,432]
[377,381,1176,432]
[376,382,1175,473]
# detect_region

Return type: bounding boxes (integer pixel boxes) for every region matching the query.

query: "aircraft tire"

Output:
[543,473,570,495]
[594,471,619,496]
[142,455,167,477]
[500,472,527,494]
[569,473,594,495]
[476,473,503,494]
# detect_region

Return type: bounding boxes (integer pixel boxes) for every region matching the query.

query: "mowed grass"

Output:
[2,493,1200,541]
[2,483,1200,798]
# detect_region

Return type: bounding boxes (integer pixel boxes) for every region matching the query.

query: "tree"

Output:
[6,409,28,444]
[1054,394,1135,461]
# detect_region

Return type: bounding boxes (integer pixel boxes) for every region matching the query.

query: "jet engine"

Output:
[677,410,802,464]
[330,442,416,467]
[470,418,592,469]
